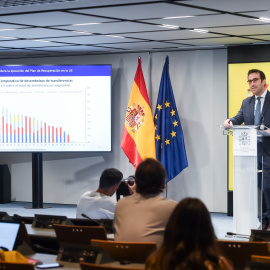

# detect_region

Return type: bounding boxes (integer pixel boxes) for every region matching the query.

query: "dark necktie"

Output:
[254,97,262,125]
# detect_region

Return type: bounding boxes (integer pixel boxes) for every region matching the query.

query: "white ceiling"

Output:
[0,0,270,59]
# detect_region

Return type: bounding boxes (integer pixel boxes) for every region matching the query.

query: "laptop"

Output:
[54,224,107,263]
[0,220,34,256]
[216,240,269,269]
[0,221,20,251]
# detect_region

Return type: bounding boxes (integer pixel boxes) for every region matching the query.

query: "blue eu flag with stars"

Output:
[154,56,188,182]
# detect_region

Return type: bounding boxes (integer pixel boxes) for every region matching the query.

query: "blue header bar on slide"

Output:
[0,65,111,76]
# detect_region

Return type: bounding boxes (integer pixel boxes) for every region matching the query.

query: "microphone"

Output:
[32,244,58,255]
[81,213,103,227]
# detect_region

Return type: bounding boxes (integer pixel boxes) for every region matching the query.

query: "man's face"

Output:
[248,72,266,96]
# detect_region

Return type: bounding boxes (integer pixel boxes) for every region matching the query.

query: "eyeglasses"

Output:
[247,78,261,84]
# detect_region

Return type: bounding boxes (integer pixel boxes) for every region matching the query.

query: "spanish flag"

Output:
[121,57,156,169]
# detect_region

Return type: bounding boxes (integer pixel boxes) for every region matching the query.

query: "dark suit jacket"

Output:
[230,90,270,170]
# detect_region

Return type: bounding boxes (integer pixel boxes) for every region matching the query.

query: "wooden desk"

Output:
[26,224,56,237]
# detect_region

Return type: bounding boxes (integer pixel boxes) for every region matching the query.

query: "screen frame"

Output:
[0,64,112,153]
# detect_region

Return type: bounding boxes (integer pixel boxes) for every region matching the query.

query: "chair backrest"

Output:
[54,224,107,245]
[32,214,73,229]
[91,239,156,263]
[251,255,270,263]
[80,261,143,270]
[216,240,269,269]
[54,224,107,263]
[0,262,35,270]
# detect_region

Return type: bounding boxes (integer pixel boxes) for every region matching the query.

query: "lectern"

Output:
[224,125,270,235]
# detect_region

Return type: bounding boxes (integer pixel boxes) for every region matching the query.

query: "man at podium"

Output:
[224,69,270,230]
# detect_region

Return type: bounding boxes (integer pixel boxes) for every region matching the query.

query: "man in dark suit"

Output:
[224,69,270,230]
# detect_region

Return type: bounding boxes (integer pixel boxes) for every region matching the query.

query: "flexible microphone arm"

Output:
[81,213,103,227]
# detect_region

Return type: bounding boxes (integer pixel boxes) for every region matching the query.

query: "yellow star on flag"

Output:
[157,104,162,111]
[165,101,170,107]
[155,134,161,141]
[165,139,170,145]
[170,109,175,116]
[171,131,176,137]
[173,120,178,127]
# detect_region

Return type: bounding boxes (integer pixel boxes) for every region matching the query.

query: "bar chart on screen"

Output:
[0,65,111,152]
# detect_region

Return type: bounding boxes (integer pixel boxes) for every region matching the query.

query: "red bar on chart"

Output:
[29,117,31,143]
[44,123,46,143]
[25,116,27,143]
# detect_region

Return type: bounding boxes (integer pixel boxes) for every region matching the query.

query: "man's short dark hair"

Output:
[135,158,166,196]
[99,168,123,189]
[248,69,266,81]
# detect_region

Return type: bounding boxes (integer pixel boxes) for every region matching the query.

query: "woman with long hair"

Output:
[145,197,232,270]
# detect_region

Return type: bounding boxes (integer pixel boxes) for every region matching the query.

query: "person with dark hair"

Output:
[145,198,232,270]
[224,69,270,230]
[76,168,123,219]
[114,158,177,247]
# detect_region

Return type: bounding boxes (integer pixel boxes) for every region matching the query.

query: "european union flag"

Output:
[154,56,188,182]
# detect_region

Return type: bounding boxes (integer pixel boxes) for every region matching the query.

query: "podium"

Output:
[224,125,270,235]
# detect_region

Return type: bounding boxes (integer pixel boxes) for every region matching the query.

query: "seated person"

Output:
[114,158,177,248]
[76,168,123,219]
[145,198,233,270]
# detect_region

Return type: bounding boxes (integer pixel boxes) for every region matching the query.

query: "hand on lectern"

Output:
[223,119,233,128]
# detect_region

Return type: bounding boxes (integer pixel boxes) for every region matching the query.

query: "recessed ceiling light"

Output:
[106,35,125,38]
[159,24,179,29]
[0,29,16,32]
[190,28,209,33]
[163,16,194,19]
[73,22,101,26]
[72,31,92,35]
[0,36,17,39]
[255,17,270,23]
[32,39,51,43]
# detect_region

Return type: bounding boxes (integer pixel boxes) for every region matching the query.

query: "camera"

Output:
[121,175,135,186]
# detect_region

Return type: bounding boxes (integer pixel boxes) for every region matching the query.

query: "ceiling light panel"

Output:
[170,36,258,46]
[184,0,270,12]
[118,30,223,41]
[0,27,83,39]
[74,3,218,20]
[208,24,270,36]
[58,21,167,34]
[99,41,181,50]
[46,34,136,45]
[0,11,116,27]
[142,14,265,28]
[0,39,66,48]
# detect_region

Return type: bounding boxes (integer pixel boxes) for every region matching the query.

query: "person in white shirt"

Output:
[76,168,123,219]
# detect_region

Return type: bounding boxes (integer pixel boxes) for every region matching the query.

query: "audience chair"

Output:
[80,261,143,270]
[91,239,156,263]
[0,262,35,270]
[251,255,270,263]
[216,240,269,269]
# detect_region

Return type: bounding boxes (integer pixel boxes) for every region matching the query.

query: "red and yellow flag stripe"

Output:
[121,58,156,169]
